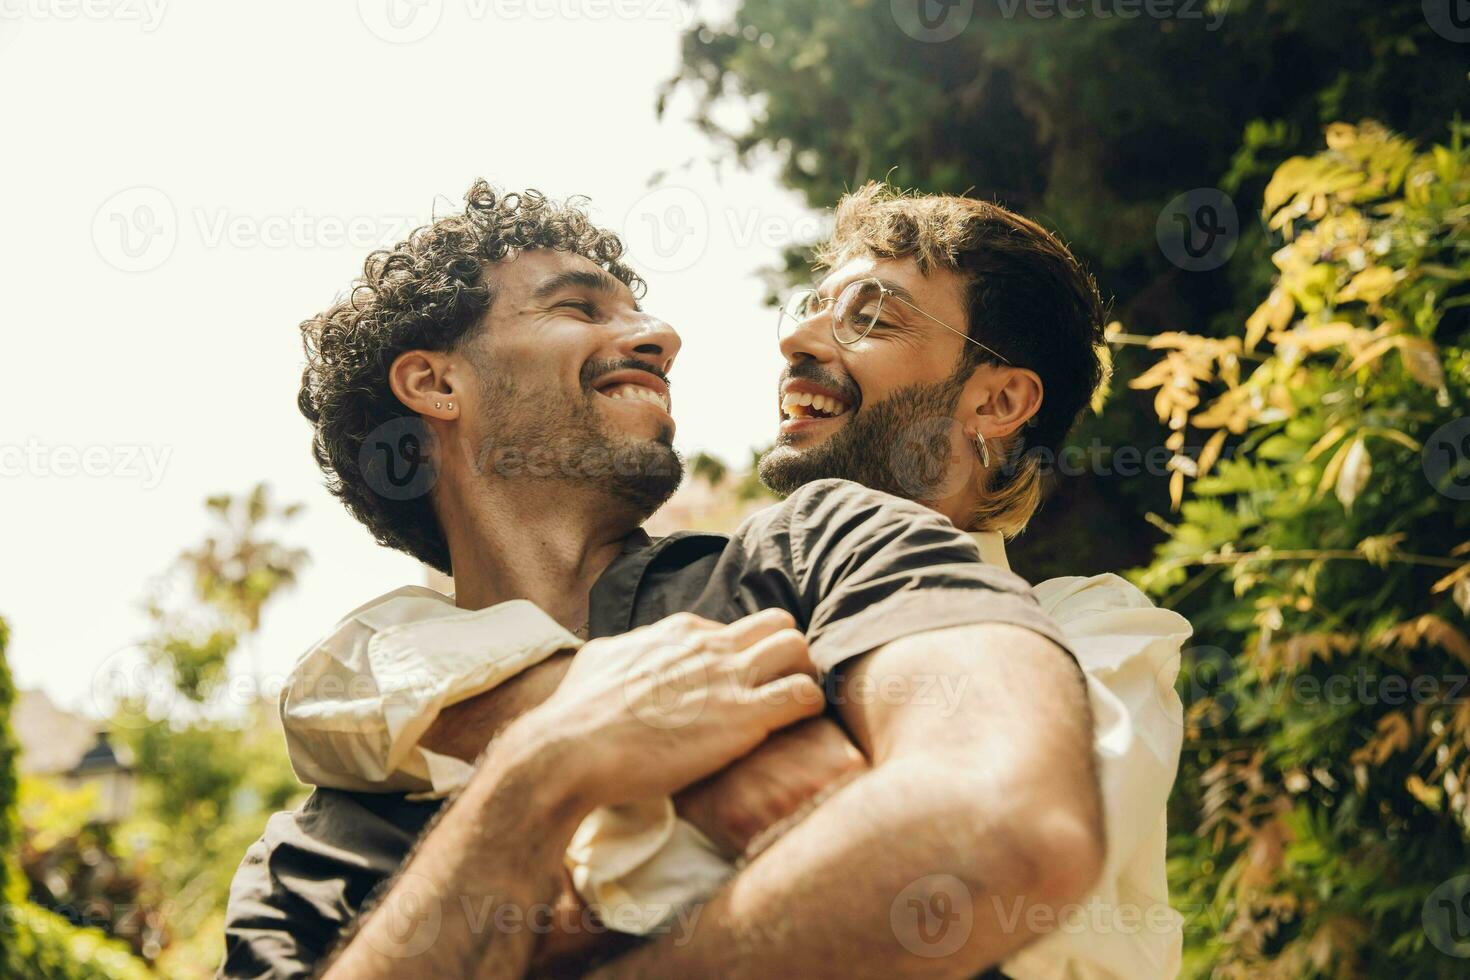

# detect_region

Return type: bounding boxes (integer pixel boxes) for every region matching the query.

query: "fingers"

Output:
[715,608,797,651]
[735,627,815,686]
[746,673,825,733]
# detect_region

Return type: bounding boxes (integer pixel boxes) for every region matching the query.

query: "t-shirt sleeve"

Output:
[730,479,1072,675]
[218,790,428,979]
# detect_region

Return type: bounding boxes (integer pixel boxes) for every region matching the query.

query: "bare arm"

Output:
[318,610,825,980]
[417,651,572,761]
[590,623,1105,980]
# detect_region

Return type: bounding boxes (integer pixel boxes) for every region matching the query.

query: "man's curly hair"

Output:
[297,181,644,574]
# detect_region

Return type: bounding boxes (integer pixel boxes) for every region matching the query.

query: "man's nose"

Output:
[612,313,682,375]
[778,307,839,367]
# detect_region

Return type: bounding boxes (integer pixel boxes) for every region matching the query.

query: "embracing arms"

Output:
[316,610,823,980]
[589,622,1103,979]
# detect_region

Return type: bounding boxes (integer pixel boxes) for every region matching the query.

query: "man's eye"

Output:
[559,299,599,317]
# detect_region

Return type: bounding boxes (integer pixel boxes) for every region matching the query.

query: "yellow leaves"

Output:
[1406,774,1444,810]
[1377,614,1470,668]
[1258,631,1356,678]
[1192,386,1257,434]
[1304,423,1349,463]
[1313,428,1418,507]
[1198,429,1229,480]
[1090,338,1114,415]
[1246,287,1294,351]
[1335,265,1397,304]
[1324,122,1360,151]
[1431,559,1470,616]
[1263,155,1365,231]
[1398,336,1445,389]
[1332,437,1371,510]
[1357,533,1405,567]
[1341,334,1399,374]
[1350,712,1412,767]
[1269,321,1375,364]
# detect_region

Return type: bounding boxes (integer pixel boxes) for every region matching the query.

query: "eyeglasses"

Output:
[776,277,1011,364]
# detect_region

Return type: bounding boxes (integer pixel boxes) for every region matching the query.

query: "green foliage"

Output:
[2,900,155,980]
[143,483,307,704]
[3,618,156,979]
[1135,123,1470,978]
[11,486,307,979]
[665,0,1470,579]
[0,618,15,899]
[688,450,730,486]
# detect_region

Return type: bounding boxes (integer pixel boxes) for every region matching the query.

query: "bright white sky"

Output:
[0,0,820,713]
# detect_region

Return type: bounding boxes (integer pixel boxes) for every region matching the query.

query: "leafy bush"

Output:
[1134,122,1470,978]
[1,617,155,980]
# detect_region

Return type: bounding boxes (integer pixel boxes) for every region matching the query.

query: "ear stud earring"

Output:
[434,401,442,409]
[445,402,453,411]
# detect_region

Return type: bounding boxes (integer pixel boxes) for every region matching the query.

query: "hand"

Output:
[674,717,868,858]
[527,609,826,809]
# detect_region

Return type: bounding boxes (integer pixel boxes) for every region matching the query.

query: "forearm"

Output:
[590,757,1080,979]
[590,624,1104,979]
[419,651,573,761]
[321,713,589,980]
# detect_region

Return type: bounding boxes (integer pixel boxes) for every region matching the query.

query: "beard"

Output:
[471,356,684,521]
[759,369,972,505]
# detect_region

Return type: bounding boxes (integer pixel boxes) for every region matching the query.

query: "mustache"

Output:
[581,357,671,392]
[780,361,862,409]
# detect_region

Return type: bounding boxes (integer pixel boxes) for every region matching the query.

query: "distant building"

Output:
[13,689,136,823]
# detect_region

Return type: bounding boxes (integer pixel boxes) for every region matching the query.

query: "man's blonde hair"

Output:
[817,183,1108,536]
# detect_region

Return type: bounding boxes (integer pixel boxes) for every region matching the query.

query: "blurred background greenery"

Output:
[3,1,1468,976]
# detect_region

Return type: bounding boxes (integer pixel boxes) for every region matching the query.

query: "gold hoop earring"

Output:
[976,433,991,468]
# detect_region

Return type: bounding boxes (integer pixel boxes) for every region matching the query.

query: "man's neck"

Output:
[439,480,640,633]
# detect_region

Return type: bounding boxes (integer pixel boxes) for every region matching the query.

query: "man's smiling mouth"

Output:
[780,385,853,421]
[600,382,670,412]
[592,367,672,414]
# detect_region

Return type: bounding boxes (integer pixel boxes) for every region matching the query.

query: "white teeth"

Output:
[603,383,669,412]
[781,391,849,419]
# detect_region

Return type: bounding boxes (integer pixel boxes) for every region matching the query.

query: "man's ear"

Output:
[959,364,1044,441]
[389,350,461,421]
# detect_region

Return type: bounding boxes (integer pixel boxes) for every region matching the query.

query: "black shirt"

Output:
[219,480,1068,978]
